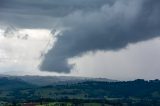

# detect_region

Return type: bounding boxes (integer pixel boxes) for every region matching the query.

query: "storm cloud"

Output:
[1,0,160,73]
[0,0,113,28]
[40,0,160,73]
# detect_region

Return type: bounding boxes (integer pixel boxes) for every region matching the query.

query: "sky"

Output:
[0,0,160,80]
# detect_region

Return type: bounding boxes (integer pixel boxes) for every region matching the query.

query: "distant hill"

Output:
[12,75,117,86]
[0,75,159,103]
[0,77,35,90]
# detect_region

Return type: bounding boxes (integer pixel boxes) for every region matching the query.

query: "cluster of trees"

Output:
[52,79,160,99]
[0,79,160,105]
[1,98,160,106]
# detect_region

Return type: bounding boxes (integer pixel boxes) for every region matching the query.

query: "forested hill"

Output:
[0,77,35,90]
[0,77,159,102]
[65,79,160,99]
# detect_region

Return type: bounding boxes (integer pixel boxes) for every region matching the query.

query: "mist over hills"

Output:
[0,75,116,86]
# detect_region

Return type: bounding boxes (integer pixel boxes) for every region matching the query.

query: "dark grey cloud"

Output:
[0,0,113,28]
[40,0,160,73]
[1,0,160,73]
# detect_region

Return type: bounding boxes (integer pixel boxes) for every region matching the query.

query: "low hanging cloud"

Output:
[0,0,113,28]
[40,0,160,73]
[1,0,160,73]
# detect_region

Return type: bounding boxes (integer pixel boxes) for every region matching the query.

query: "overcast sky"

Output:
[0,0,160,80]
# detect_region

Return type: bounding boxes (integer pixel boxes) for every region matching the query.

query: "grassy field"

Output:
[36,102,112,106]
